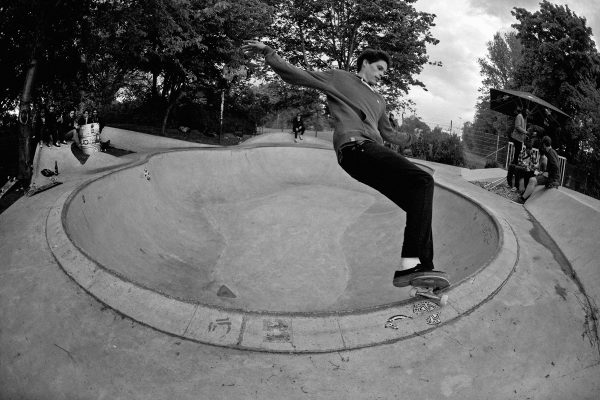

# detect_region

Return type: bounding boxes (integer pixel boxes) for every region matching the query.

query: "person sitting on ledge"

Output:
[522,135,560,201]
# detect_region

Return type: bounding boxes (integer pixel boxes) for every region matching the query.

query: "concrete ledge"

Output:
[101,126,214,153]
[525,185,600,312]
[461,167,506,182]
[243,132,333,148]
[46,144,519,353]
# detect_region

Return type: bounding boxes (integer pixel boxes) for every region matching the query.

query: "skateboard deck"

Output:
[26,180,63,197]
[408,272,450,306]
[0,177,18,199]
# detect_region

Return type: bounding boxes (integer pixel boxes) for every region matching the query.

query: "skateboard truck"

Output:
[409,286,448,306]
[408,274,450,307]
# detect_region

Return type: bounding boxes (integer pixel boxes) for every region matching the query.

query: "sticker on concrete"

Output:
[263,319,292,343]
[413,301,438,315]
[208,317,232,337]
[426,313,442,325]
[385,314,413,330]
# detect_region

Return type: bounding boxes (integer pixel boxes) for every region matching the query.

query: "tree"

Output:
[0,0,96,179]
[469,31,526,167]
[471,31,523,138]
[267,0,439,111]
[511,1,600,158]
[150,0,274,135]
[478,32,523,92]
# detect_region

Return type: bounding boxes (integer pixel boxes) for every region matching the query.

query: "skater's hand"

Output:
[242,39,267,55]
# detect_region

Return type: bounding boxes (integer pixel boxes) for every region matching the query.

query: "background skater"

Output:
[292,114,305,142]
[242,40,446,286]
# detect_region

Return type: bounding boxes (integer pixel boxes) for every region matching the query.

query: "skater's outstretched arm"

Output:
[377,113,414,147]
[242,40,332,91]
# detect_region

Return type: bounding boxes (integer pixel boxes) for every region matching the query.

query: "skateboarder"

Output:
[242,40,444,285]
[292,114,305,142]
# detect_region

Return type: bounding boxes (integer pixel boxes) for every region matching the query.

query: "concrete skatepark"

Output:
[1,128,599,398]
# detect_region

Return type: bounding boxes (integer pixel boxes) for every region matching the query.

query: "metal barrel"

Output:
[78,123,101,155]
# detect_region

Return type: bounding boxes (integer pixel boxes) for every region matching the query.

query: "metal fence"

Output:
[462,130,510,166]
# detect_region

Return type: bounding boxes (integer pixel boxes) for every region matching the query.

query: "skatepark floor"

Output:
[1,132,599,399]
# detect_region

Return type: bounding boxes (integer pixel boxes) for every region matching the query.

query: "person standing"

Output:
[511,106,528,165]
[46,104,64,146]
[36,107,54,147]
[242,40,444,285]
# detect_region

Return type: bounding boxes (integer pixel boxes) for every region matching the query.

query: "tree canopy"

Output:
[268,0,439,111]
[0,0,95,112]
[1,0,441,138]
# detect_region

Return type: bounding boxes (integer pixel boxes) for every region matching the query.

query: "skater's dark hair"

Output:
[357,49,391,72]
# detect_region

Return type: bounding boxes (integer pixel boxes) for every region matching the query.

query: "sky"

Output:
[406,0,600,133]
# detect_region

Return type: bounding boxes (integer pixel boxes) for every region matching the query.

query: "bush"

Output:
[485,159,500,168]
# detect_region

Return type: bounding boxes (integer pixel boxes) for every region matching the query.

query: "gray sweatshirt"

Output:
[262,46,413,153]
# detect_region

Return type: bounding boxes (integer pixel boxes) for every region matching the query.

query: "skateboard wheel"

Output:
[409,287,418,298]
[439,294,449,306]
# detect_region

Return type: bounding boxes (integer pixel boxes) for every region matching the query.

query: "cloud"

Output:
[467,0,539,22]
[467,0,600,46]
[406,0,501,128]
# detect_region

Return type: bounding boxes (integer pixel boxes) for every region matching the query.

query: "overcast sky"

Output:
[406,0,600,133]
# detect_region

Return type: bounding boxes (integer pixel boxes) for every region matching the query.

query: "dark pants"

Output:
[55,126,65,143]
[507,164,533,189]
[40,126,51,145]
[511,139,523,165]
[338,140,435,269]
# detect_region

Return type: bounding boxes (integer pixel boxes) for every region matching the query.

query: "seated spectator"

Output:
[507,139,536,192]
[78,109,91,126]
[514,141,539,192]
[522,136,560,201]
[91,109,104,132]
[62,109,77,142]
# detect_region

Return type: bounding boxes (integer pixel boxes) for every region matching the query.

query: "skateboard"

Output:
[408,272,450,306]
[0,177,18,199]
[26,179,63,197]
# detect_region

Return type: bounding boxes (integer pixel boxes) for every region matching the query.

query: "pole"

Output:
[219,90,225,144]
[496,134,500,163]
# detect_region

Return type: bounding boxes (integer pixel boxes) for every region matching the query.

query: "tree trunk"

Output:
[298,22,310,69]
[161,89,183,136]
[17,58,38,181]
[152,72,158,99]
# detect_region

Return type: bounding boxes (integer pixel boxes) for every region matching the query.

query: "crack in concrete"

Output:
[527,213,600,357]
